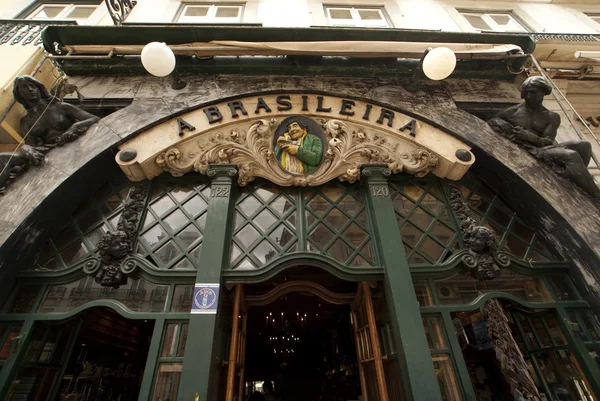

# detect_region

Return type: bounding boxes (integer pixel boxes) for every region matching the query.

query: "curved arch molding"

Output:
[116,94,475,185]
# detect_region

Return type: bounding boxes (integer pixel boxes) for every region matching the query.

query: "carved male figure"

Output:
[274,120,323,174]
[0,76,99,193]
[488,76,600,198]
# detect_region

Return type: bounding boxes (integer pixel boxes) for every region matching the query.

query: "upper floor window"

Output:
[27,3,99,21]
[324,6,391,28]
[176,4,243,23]
[585,13,600,28]
[458,10,528,32]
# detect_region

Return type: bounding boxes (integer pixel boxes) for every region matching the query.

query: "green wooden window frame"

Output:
[150,320,189,401]
[137,179,211,270]
[229,181,377,269]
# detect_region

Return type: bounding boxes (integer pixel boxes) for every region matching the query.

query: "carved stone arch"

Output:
[0,81,599,311]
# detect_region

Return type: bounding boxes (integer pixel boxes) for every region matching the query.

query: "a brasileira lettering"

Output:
[201,95,418,136]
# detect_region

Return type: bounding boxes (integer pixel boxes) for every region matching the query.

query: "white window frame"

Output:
[458,10,529,33]
[176,4,244,23]
[324,5,391,28]
[26,3,103,24]
[585,13,600,30]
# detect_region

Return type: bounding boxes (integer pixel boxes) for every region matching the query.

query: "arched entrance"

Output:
[221,270,399,401]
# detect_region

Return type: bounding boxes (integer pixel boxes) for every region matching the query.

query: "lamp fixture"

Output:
[422,47,457,81]
[141,42,187,90]
[407,47,456,92]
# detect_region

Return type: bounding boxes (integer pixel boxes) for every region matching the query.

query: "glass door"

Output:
[351,282,389,401]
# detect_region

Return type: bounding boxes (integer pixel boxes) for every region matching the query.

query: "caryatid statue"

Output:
[0,76,99,193]
[488,76,600,199]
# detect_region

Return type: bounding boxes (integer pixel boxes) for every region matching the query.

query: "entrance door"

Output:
[351,282,389,401]
[225,284,248,401]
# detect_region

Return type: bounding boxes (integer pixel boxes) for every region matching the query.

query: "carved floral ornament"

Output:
[116,95,475,185]
[156,118,439,186]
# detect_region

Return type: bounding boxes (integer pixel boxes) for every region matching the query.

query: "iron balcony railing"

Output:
[0,20,77,46]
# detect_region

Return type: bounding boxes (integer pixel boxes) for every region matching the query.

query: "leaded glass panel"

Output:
[38,277,168,313]
[304,184,375,266]
[229,182,376,269]
[137,179,210,269]
[390,179,459,265]
[230,184,298,269]
[458,177,558,261]
[31,175,134,271]
[433,268,553,305]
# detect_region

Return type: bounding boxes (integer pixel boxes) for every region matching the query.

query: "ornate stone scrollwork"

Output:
[156,118,439,187]
[447,184,509,280]
[86,182,149,287]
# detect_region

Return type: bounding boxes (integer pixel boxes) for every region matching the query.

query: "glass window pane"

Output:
[8,286,40,313]
[422,316,447,350]
[38,279,167,313]
[66,6,96,19]
[33,6,65,19]
[413,280,433,306]
[534,350,595,401]
[432,354,462,401]
[216,7,239,18]
[185,6,209,17]
[435,270,551,305]
[0,324,22,360]
[171,285,194,312]
[152,363,182,401]
[177,323,189,357]
[329,9,352,19]
[161,324,179,358]
[463,14,491,30]
[358,10,382,20]
[547,276,577,301]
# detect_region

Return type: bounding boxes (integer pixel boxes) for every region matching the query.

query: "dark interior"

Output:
[245,292,361,401]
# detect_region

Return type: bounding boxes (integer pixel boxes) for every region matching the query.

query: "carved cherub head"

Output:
[467,226,497,253]
[98,230,130,262]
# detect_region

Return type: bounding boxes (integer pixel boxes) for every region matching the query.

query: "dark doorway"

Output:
[245,293,361,401]
[55,307,154,401]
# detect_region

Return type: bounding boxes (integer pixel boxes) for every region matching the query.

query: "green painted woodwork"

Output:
[178,165,237,401]
[0,319,35,400]
[362,165,443,401]
[229,181,376,270]
[2,169,600,401]
[138,318,166,401]
[454,177,558,262]
[40,25,534,79]
[556,307,600,398]
[441,311,477,401]
[389,178,459,265]
[31,175,134,271]
[137,179,211,270]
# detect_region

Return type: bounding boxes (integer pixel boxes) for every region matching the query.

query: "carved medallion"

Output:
[156,118,439,187]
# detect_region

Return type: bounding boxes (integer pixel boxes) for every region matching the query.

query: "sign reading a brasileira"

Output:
[116,94,475,186]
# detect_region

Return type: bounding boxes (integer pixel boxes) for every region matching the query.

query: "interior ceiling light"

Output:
[422,47,457,80]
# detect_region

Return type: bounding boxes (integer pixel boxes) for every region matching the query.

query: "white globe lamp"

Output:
[422,47,456,81]
[141,42,176,77]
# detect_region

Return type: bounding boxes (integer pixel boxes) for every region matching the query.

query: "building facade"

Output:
[0,1,599,401]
